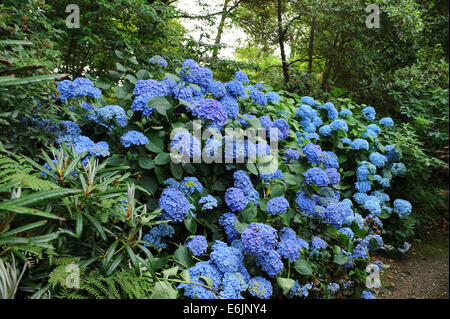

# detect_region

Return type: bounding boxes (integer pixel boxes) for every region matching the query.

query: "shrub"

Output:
[1,57,416,299]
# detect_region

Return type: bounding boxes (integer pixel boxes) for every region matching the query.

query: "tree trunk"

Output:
[307,16,316,75]
[212,0,230,59]
[277,0,289,83]
[321,33,340,91]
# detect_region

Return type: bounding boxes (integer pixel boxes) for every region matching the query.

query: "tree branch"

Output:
[282,14,303,37]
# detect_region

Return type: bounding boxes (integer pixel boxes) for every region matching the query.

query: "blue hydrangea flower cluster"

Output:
[259,116,290,141]
[225,187,248,212]
[178,177,204,196]
[379,117,394,126]
[301,96,317,106]
[57,78,102,102]
[234,71,249,84]
[326,168,341,185]
[233,170,260,206]
[143,223,174,249]
[393,199,412,217]
[87,105,128,128]
[284,148,299,162]
[361,290,376,299]
[241,222,278,256]
[266,196,290,215]
[198,195,218,210]
[391,162,406,176]
[323,202,348,228]
[120,131,149,148]
[359,234,384,251]
[149,55,168,67]
[302,143,323,164]
[207,80,227,99]
[362,129,377,139]
[218,94,240,120]
[170,130,201,158]
[304,167,330,187]
[239,113,256,127]
[327,282,340,295]
[49,57,413,300]
[255,249,283,277]
[67,136,110,163]
[312,236,327,249]
[397,241,410,254]
[288,281,312,298]
[295,189,318,217]
[362,106,376,121]
[351,138,369,150]
[247,88,267,106]
[323,102,339,120]
[352,244,369,259]
[266,91,280,103]
[340,109,353,117]
[248,277,272,299]
[186,235,208,256]
[338,227,354,240]
[260,169,285,183]
[225,80,247,98]
[55,120,82,144]
[178,240,253,299]
[159,187,191,222]
[277,228,305,262]
[295,101,324,133]
[219,212,240,242]
[369,152,388,168]
[132,79,168,115]
[179,59,202,84]
[194,99,228,127]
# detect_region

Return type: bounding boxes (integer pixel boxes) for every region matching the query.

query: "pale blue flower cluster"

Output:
[120,131,149,148]
[149,55,168,67]
[393,199,412,217]
[57,78,102,102]
[266,91,280,103]
[248,277,272,299]
[288,281,312,298]
[87,105,128,128]
[198,195,218,210]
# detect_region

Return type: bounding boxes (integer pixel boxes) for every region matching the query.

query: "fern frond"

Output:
[0,153,59,191]
[49,268,153,299]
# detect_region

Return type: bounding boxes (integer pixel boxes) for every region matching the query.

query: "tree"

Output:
[44,0,188,78]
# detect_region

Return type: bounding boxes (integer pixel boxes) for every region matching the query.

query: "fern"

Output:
[0,153,58,191]
[0,153,27,180]
[50,268,153,299]
[48,257,82,289]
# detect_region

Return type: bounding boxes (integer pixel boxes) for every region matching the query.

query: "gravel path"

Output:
[377,230,449,299]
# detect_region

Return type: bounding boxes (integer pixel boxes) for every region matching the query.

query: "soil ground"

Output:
[376,216,449,299]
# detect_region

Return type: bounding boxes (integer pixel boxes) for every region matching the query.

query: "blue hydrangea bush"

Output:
[28,55,414,299]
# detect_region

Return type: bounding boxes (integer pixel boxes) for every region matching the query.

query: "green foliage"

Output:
[50,269,153,299]
[0,0,448,301]
[0,145,168,298]
[0,254,28,299]
[43,0,190,78]
[0,151,59,191]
